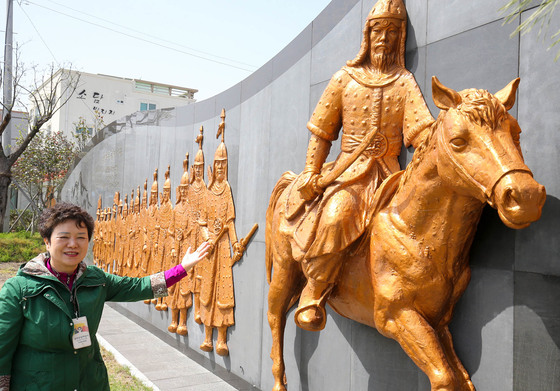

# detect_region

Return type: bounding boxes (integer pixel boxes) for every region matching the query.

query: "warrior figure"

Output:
[190,127,210,323]
[292,0,434,331]
[145,170,160,304]
[155,166,175,311]
[114,196,124,275]
[93,197,102,265]
[199,111,242,356]
[121,194,130,276]
[138,179,149,277]
[130,187,142,278]
[168,153,194,336]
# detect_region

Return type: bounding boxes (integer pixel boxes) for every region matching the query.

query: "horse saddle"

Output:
[285,168,404,259]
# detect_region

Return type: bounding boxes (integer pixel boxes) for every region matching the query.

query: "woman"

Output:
[0,202,210,391]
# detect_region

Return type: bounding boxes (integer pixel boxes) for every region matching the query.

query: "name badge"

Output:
[72,316,92,349]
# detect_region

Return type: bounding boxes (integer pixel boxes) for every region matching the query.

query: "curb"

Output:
[96,333,160,391]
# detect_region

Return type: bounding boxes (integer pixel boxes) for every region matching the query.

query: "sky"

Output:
[1,0,332,101]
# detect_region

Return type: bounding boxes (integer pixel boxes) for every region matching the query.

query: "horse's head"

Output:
[431,76,545,229]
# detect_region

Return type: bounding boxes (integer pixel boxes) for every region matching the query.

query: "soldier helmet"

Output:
[180,153,189,186]
[163,165,171,190]
[347,0,407,68]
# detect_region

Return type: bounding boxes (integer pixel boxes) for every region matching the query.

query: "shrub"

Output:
[0,232,45,263]
[9,209,37,232]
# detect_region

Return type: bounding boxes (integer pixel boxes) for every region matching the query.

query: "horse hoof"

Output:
[272,383,287,391]
[195,314,202,324]
[168,323,177,333]
[176,325,188,336]
[200,341,213,352]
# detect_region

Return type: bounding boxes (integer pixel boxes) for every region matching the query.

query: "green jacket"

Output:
[0,253,168,391]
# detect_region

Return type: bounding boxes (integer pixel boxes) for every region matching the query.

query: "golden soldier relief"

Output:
[265,0,546,390]
[199,109,258,356]
[168,153,193,336]
[92,110,258,356]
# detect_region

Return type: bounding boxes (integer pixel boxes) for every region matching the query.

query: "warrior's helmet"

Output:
[347,0,407,68]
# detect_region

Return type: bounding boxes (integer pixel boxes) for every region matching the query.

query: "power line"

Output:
[18,2,58,64]
[22,1,256,72]
[42,0,257,69]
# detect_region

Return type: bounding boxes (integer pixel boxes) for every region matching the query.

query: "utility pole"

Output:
[2,0,13,231]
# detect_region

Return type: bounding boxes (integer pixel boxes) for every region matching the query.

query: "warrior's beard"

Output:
[370,51,397,73]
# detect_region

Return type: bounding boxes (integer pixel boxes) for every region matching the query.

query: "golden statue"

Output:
[266,80,546,391]
[287,0,434,332]
[122,190,134,277]
[129,187,142,278]
[168,153,193,335]
[155,166,175,311]
[93,196,102,265]
[139,179,150,276]
[265,1,546,390]
[145,169,160,304]
[114,196,124,276]
[191,126,210,323]
[199,110,258,356]
[101,207,111,272]
[121,194,130,276]
[108,192,120,273]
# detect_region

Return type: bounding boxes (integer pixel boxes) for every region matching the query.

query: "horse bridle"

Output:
[436,115,533,205]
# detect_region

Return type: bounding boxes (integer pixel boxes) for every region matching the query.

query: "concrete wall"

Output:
[62,1,560,389]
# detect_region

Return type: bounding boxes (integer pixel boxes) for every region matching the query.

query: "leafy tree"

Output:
[11,130,79,217]
[73,110,105,151]
[0,60,80,230]
[501,0,560,59]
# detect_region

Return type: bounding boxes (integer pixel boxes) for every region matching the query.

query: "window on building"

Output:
[140,103,156,111]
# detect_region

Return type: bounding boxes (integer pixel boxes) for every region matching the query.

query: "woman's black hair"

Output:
[38,202,95,241]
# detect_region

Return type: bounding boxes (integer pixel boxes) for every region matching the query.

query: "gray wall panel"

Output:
[516,8,560,277]
[311,1,362,86]
[427,0,507,43]
[269,54,313,180]
[514,271,560,390]
[62,0,559,389]
[425,19,519,116]
[450,268,514,390]
[404,0,429,49]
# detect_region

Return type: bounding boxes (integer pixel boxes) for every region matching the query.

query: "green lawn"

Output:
[0,232,44,263]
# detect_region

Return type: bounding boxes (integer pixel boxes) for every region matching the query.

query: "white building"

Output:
[33,69,197,139]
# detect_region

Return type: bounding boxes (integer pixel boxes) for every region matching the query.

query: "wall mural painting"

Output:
[92,109,258,355]
[265,0,546,390]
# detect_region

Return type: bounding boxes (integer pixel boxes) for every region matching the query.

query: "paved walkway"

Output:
[97,303,258,391]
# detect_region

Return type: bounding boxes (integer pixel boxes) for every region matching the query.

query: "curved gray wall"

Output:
[62,1,560,389]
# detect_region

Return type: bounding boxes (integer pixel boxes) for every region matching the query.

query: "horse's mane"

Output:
[400,88,507,187]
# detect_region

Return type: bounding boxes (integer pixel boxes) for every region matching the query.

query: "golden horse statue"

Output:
[265,77,546,391]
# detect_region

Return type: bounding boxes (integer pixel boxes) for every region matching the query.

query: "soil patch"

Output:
[0,262,21,288]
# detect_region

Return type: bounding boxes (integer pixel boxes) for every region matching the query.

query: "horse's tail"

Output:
[266,171,297,284]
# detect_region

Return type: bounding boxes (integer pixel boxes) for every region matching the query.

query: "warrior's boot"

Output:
[200,326,213,352]
[168,310,178,333]
[176,308,188,336]
[193,277,202,324]
[294,278,333,331]
[216,326,229,356]
[193,294,202,324]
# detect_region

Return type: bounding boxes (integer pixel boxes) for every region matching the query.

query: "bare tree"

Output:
[0,56,80,231]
